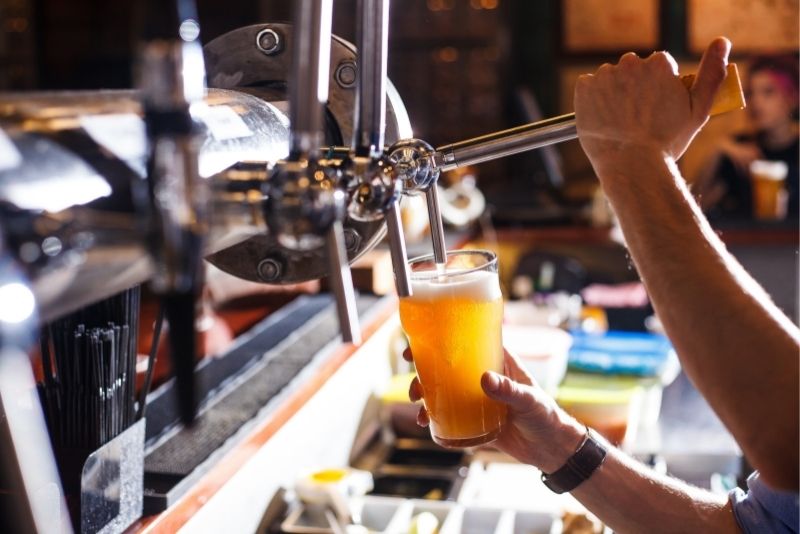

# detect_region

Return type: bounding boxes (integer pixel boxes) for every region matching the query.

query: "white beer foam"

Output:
[750,160,788,181]
[410,269,501,302]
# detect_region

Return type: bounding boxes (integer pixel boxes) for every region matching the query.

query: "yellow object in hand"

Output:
[680,63,745,116]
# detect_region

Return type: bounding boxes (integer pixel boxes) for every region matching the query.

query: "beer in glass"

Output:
[750,160,789,220]
[399,250,506,447]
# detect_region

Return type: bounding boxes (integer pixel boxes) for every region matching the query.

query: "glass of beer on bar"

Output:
[399,250,507,447]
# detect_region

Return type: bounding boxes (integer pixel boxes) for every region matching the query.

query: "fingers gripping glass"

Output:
[399,250,507,447]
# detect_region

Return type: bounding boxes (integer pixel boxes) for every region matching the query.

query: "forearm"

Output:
[597,148,799,489]
[570,443,739,533]
[690,153,725,210]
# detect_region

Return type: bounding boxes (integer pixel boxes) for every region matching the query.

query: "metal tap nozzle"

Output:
[269,0,360,344]
[387,139,447,266]
[343,156,412,297]
[264,158,344,251]
[350,0,413,296]
[327,220,361,345]
[137,0,207,424]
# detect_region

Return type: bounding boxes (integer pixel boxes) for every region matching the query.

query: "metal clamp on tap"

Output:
[137,0,207,424]
[265,0,361,344]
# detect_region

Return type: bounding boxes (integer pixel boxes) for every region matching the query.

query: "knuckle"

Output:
[575,74,594,92]
[618,52,639,66]
[499,377,516,398]
[596,62,614,75]
[647,51,678,73]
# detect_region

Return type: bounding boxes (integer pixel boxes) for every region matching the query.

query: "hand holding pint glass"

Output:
[399,250,506,447]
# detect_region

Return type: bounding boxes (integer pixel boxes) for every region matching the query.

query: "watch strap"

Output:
[541,427,607,494]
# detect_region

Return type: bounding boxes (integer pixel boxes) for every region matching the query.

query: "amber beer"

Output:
[750,160,789,220]
[399,250,507,447]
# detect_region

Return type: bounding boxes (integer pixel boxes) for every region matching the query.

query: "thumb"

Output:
[482,371,533,412]
[690,36,731,122]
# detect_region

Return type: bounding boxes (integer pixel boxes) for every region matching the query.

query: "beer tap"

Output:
[346,0,414,297]
[386,66,745,208]
[381,65,745,271]
[387,139,447,266]
[432,65,744,172]
[137,0,207,424]
[264,0,361,344]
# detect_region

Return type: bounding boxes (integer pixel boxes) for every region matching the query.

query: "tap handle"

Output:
[435,64,745,173]
[162,291,199,424]
[326,221,361,345]
[354,0,390,157]
[385,201,412,297]
[137,0,206,425]
[289,0,333,157]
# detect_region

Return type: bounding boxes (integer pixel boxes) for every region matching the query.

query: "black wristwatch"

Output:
[541,427,607,494]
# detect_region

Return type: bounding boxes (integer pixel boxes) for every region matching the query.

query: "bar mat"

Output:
[142,294,381,511]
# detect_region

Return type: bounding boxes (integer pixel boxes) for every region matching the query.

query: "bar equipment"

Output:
[0,0,745,528]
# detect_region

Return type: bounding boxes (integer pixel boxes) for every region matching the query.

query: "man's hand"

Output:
[404,347,584,473]
[574,37,731,176]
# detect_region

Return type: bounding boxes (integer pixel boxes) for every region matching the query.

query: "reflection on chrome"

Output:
[0,282,35,324]
[3,170,112,212]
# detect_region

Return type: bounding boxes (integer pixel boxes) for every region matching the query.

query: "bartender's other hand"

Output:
[404,347,585,473]
[574,37,730,173]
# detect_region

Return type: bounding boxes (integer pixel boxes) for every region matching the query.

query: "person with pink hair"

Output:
[695,54,799,219]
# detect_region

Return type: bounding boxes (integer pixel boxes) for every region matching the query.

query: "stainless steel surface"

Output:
[387,138,439,193]
[145,131,207,294]
[256,28,282,55]
[326,221,361,345]
[201,24,413,288]
[354,0,389,157]
[435,113,577,172]
[271,0,360,343]
[0,89,290,322]
[203,24,412,150]
[288,0,333,157]
[263,158,343,251]
[0,18,427,325]
[334,60,357,89]
[350,0,412,297]
[385,202,412,297]
[425,186,448,266]
[385,139,445,266]
[345,156,400,223]
[138,0,208,424]
[138,40,205,114]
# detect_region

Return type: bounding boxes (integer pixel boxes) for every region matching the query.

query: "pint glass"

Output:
[750,160,789,220]
[399,250,507,447]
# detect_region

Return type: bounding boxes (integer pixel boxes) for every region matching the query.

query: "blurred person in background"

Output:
[694,54,799,220]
